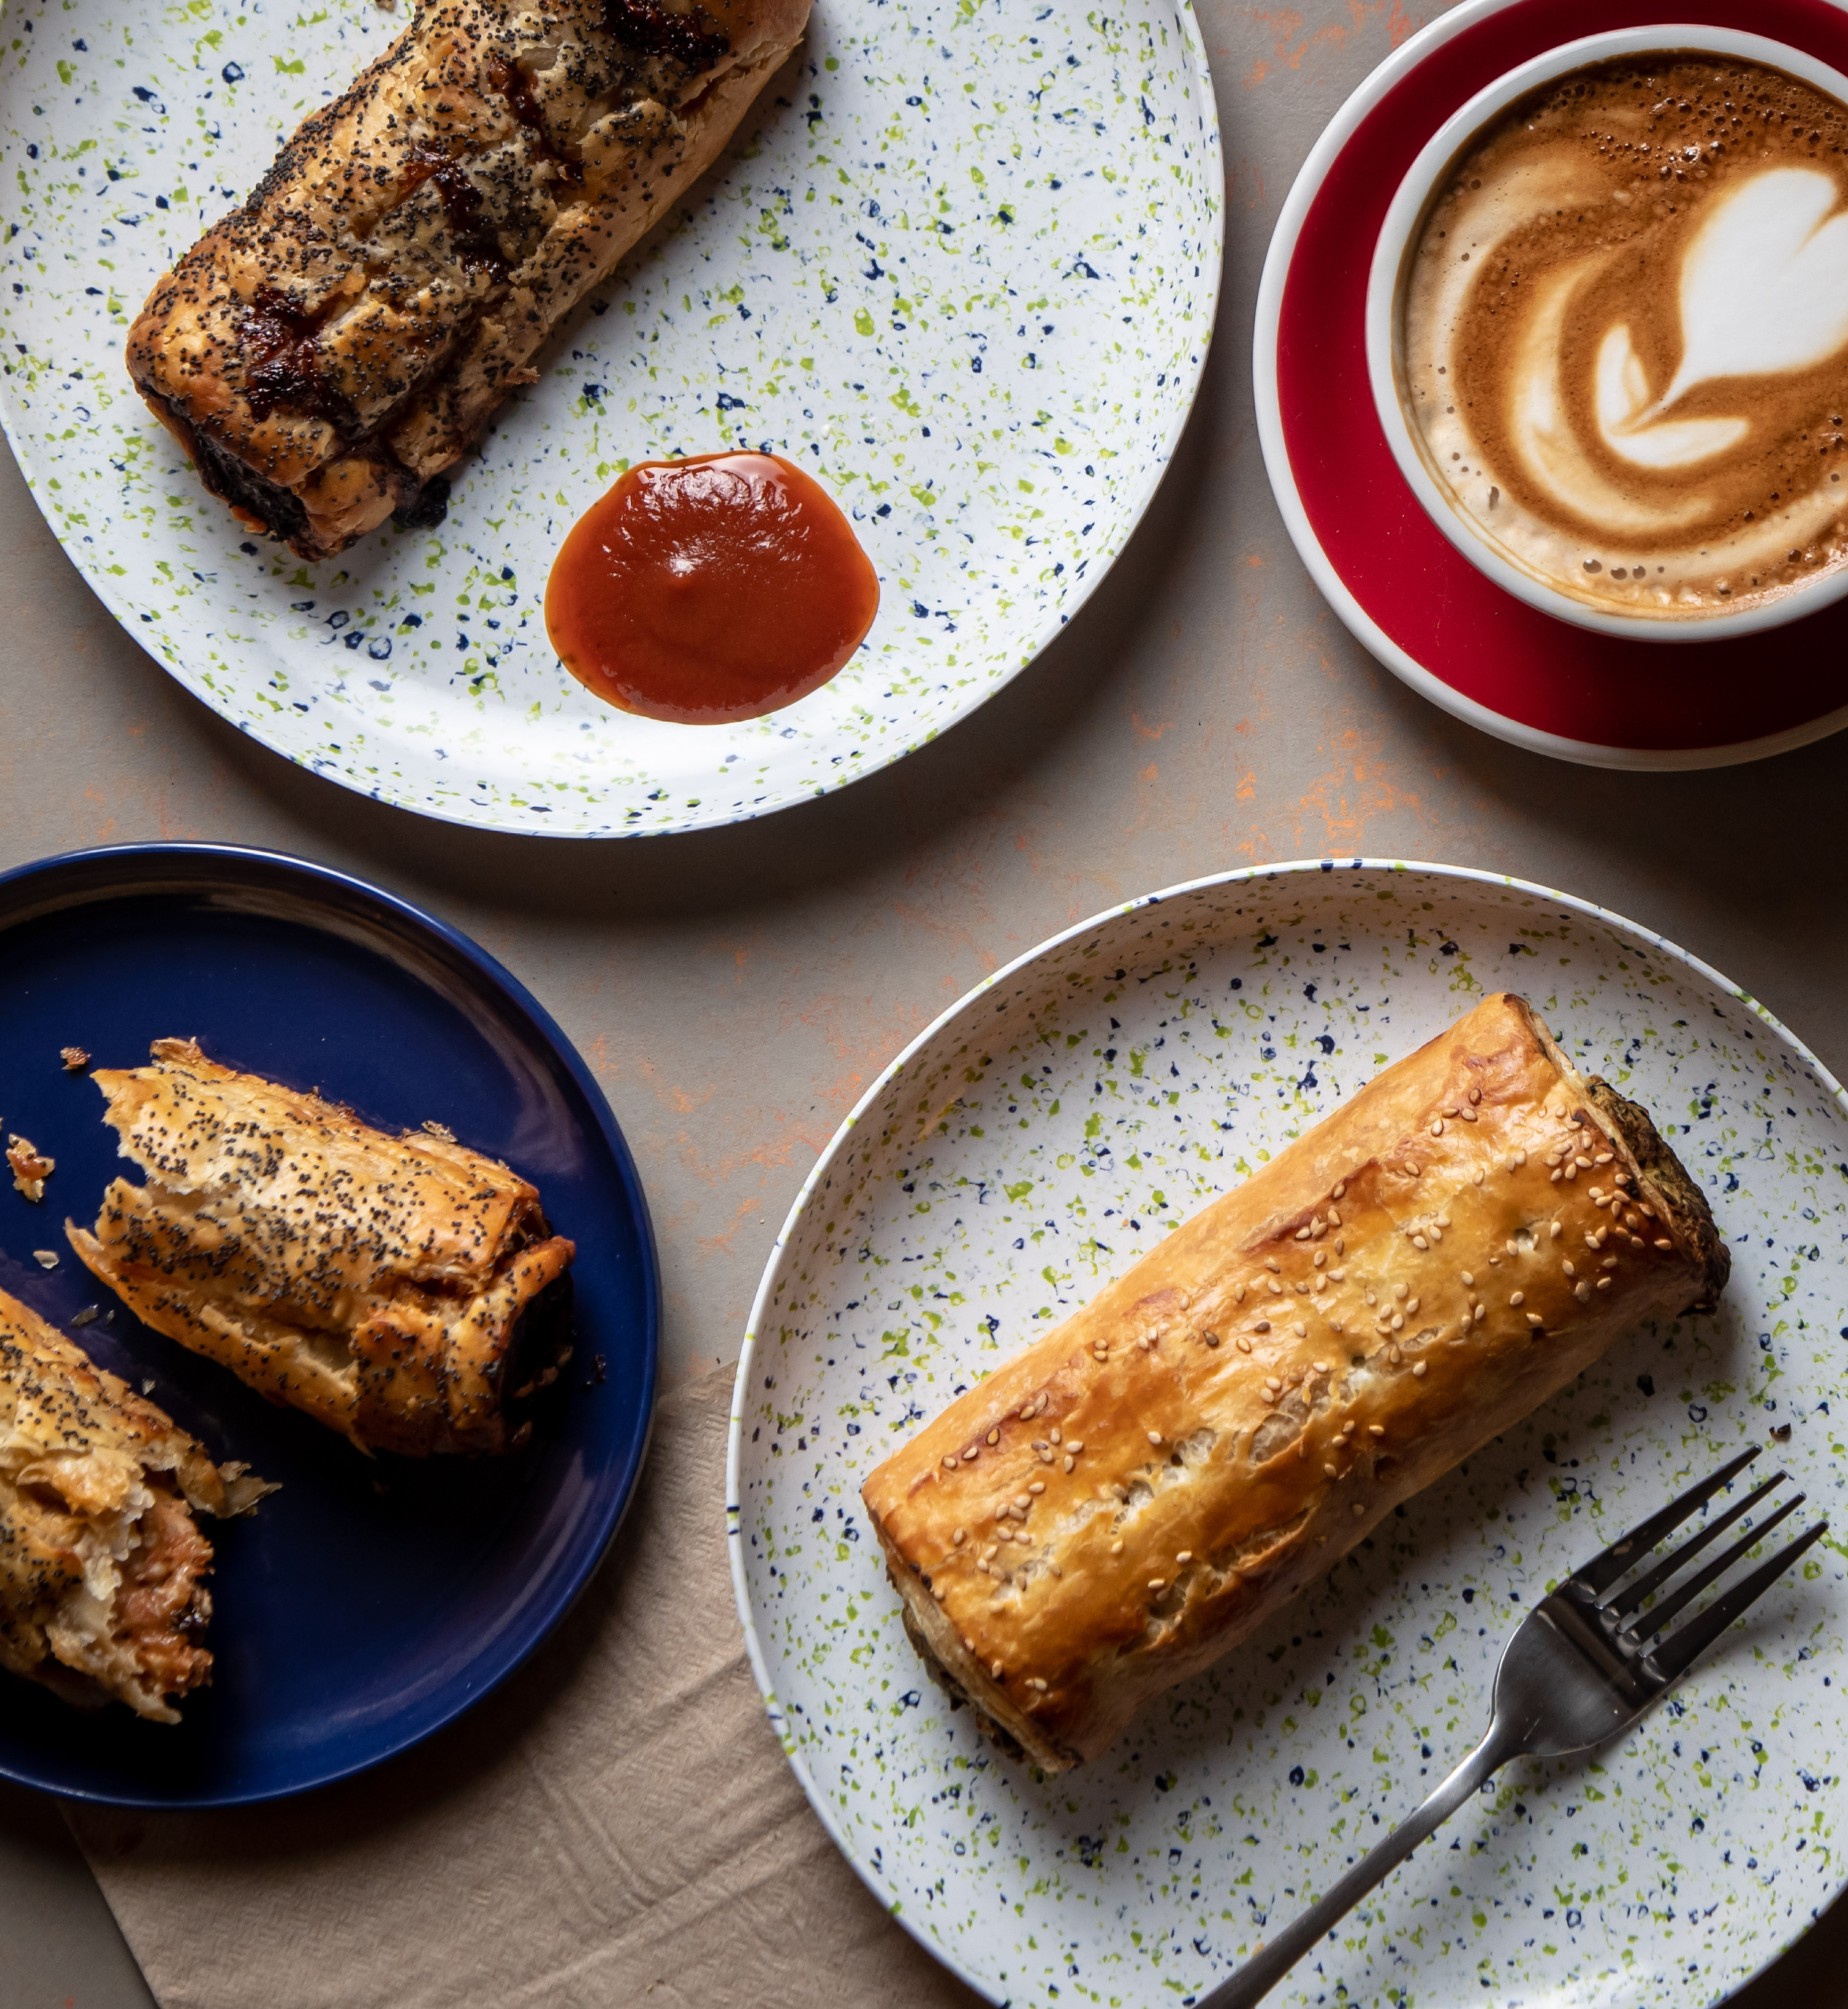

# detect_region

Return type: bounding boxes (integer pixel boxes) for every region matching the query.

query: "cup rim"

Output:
[1364,24,1848,643]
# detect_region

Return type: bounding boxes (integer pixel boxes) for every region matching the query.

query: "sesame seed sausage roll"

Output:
[861,993,1729,1773]
[125,0,811,560]
[1,1288,271,1723]
[66,1040,576,1458]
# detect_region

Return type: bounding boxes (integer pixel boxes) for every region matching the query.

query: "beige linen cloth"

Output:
[66,1368,981,2009]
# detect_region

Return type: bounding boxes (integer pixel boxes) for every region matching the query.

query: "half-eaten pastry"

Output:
[67,1040,576,1457]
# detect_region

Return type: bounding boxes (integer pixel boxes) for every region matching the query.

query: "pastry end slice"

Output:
[0,1289,272,1723]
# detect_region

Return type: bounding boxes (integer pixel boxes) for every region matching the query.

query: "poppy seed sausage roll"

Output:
[861,993,1729,1772]
[1,1289,271,1723]
[66,1040,576,1457]
[126,0,810,559]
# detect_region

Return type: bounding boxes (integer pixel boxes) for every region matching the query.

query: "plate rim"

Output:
[0,0,1225,840]
[726,853,1848,2005]
[0,839,661,1807]
[1249,0,1848,773]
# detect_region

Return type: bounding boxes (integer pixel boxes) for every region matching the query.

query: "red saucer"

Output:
[1253,0,1848,768]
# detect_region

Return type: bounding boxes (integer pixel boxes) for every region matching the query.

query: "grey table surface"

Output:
[4,0,1848,2001]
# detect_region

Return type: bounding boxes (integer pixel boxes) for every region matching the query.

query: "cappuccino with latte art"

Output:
[1399,54,1848,623]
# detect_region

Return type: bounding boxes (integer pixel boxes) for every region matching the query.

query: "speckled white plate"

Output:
[0,0,1219,835]
[729,860,1848,2009]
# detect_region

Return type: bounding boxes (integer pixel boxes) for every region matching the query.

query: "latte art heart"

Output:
[1400,55,1848,621]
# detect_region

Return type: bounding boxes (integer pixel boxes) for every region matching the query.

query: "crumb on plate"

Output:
[60,1046,90,1073]
[33,1250,57,1270]
[8,1136,54,1202]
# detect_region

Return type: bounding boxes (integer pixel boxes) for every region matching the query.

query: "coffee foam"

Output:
[1400,55,1848,620]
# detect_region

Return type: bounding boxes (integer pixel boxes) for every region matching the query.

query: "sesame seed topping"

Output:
[1050,1427,1062,1444]
[1352,1502,1365,1516]
[1252,1320,1271,1334]
[986,1428,1000,1445]
[1575,1281,1593,1304]
[1293,1321,1308,1337]
[1510,1291,1525,1306]
[1064,1455,1075,1472]
[1235,1336,1252,1353]
[1469,1086,1481,1103]
[992,1660,1005,1679]
[1550,1221,1563,1240]
[953,1527,967,1544]
[943,1455,958,1469]
[1177,1550,1193,1564]
[1413,1235,1429,1250]
[1461,1270,1474,1285]
[1149,1578,1166,1591]
[1561,1261,1576,1279]
[1527,1312,1544,1327]
[963,1445,980,1461]
[1331,1184,1345,1201]
[1325,1462,1339,1477]
[1313,1360,1329,1374]
[1265,1259,1281,1273]
[1655,1238,1673,1251]
[1028,1481,1045,1495]
[1430,1119,1445,1137]
[1234,1282,1247,1303]
[1147,1429,1163,1445]
[1111,1539,1124,1554]
[1029,1677,1048,1691]
[1412,1361,1427,1377]
[1369,1424,1384,1436]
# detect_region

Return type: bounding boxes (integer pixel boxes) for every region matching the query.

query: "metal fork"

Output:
[1198,1447,1827,2009]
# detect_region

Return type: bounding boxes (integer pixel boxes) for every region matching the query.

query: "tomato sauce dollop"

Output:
[544,452,880,725]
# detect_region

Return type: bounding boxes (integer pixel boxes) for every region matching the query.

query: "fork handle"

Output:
[1196,1720,1518,2009]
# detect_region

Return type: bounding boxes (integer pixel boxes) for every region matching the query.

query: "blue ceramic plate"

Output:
[0,844,657,1806]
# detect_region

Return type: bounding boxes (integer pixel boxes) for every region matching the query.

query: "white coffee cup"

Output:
[1366,25,1848,642]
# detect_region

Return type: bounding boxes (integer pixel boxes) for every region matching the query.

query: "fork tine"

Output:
[1571,1446,1762,1596]
[1621,1493,1806,1645]
[1603,1473,1788,1620]
[1647,1519,1830,1682]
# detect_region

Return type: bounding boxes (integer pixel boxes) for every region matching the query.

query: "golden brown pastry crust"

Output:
[0,1288,270,1723]
[126,0,811,558]
[66,1039,575,1456]
[861,994,1730,1772]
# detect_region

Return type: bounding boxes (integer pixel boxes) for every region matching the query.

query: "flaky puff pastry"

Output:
[126,0,810,559]
[1,1289,271,1723]
[862,993,1730,1772]
[67,1041,575,1457]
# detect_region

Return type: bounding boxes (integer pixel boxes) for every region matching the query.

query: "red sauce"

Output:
[545,452,881,725]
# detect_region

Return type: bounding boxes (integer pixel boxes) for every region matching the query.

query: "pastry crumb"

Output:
[69,1306,99,1327]
[421,1120,456,1143]
[60,1046,90,1072]
[8,1136,54,1201]
[142,1378,156,1395]
[33,1250,58,1270]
